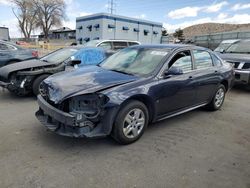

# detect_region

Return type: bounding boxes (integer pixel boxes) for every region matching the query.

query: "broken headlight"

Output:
[69,94,109,127]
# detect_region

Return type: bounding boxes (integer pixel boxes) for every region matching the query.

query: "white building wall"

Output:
[76,13,162,44]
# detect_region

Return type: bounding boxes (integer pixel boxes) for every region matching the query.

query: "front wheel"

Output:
[32,74,50,96]
[112,100,149,145]
[206,85,226,111]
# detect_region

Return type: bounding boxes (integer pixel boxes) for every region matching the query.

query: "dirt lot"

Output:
[0,88,249,188]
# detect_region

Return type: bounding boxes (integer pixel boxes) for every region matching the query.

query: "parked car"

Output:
[218,39,250,88]
[0,47,112,96]
[84,39,140,51]
[36,44,234,144]
[214,39,240,53]
[0,40,38,67]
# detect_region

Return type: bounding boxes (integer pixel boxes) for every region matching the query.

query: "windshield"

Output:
[225,41,250,54]
[100,48,169,76]
[41,48,79,63]
[214,43,233,52]
[84,40,100,47]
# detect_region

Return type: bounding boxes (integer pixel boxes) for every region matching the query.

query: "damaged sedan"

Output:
[0,47,110,96]
[36,45,234,144]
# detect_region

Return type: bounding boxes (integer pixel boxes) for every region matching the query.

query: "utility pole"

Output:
[108,0,116,14]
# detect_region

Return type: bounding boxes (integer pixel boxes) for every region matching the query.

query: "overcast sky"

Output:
[0,0,250,37]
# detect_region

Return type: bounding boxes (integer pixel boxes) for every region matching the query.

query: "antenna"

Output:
[108,0,116,14]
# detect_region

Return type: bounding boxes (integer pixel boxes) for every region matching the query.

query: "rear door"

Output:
[191,50,220,104]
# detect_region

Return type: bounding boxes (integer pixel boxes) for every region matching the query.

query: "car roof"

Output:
[92,39,140,43]
[129,44,207,51]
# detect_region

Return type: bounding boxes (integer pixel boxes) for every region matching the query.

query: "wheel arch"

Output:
[120,94,156,123]
[221,80,229,91]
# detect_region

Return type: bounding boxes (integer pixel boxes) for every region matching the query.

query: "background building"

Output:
[39,27,76,40]
[76,13,162,44]
[0,27,10,40]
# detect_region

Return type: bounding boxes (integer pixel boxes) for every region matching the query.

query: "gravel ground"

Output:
[0,88,250,188]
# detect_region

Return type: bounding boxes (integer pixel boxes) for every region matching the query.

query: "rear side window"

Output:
[212,54,222,66]
[128,42,139,46]
[113,42,128,50]
[193,50,213,69]
[169,50,193,73]
[98,42,112,50]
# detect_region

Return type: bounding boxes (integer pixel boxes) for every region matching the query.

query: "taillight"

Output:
[32,51,38,57]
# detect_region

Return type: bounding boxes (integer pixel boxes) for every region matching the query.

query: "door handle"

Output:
[214,70,218,73]
[189,76,193,79]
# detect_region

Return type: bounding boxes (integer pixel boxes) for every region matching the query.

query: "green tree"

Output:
[173,28,185,41]
[162,28,168,36]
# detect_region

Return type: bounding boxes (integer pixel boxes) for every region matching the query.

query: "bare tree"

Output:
[12,0,38,41]
[34,0,66,40]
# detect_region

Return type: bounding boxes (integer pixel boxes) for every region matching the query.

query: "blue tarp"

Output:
[73,48,106,67]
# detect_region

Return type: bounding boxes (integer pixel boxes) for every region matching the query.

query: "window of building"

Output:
[87,25,92,32]
[108,24,115,29]
[123,26,129,31]
[144,30,150,36]
[193,50,213,69]
[169,51,193,73]
[134,28,140,32]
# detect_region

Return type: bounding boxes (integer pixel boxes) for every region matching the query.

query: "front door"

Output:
[155,50,197,117]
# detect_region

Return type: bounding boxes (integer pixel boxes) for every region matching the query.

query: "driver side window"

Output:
[169,50,193,73]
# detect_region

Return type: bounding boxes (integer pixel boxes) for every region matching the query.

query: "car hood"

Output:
[0,59,60,79]
[43,66,138,104]
[219,53,250,63]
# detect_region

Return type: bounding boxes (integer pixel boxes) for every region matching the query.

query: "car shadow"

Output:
[232,85,250,93]
[35,107,204,151]
[0,89,37,101]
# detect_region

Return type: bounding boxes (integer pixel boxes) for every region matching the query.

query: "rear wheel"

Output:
[112,100,149,144]
[32,74,50,96]
[206,84,226,111]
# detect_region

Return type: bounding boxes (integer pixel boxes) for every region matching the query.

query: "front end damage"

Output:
[0,63,65,95]
[36,93,119,138]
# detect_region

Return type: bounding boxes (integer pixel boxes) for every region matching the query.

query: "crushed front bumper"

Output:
[234,69,250,85]
[35,95,118,138]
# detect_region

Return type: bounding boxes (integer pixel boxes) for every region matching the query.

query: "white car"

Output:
[83,39,140,51]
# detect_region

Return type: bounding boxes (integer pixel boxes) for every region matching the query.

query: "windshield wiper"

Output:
[42,59,49,62]
[110,69,135,76]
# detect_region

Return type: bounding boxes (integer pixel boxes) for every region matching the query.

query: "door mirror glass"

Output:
[164,66,183,77]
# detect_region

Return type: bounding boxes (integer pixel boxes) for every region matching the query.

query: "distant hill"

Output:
[183,23,250,39]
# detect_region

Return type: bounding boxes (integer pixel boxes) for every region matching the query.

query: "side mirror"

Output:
[70,60,81,66]
[220,49,225,53]
[164,66,183,78]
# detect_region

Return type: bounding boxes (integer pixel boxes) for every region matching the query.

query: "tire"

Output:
[206,84,226,111]
[32,74,50,96]
[112,100,149,145]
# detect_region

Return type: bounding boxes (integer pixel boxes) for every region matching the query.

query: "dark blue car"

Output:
[36,44,234,144]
